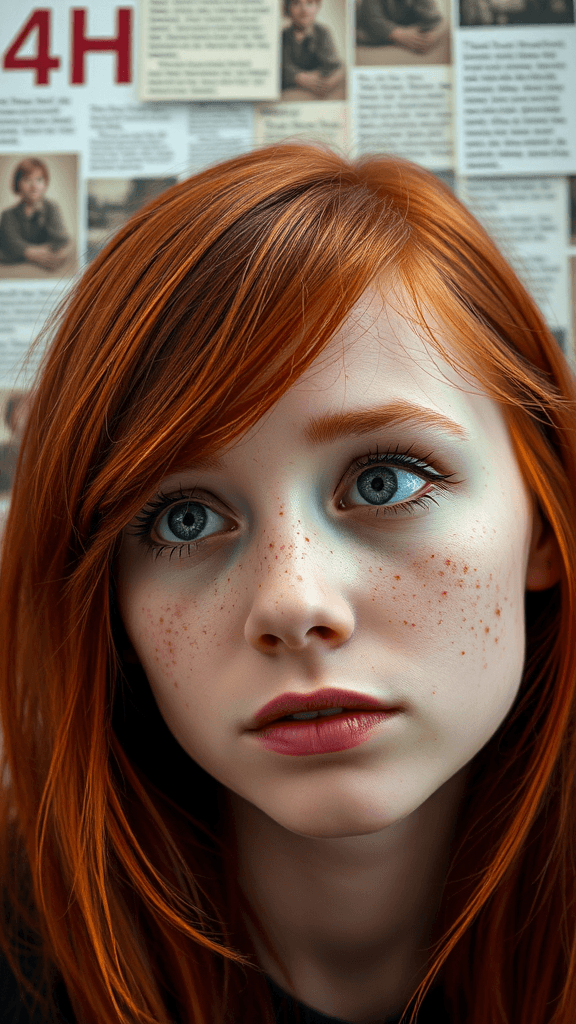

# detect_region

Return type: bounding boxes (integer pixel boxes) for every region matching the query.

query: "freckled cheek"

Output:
[122,583,240,692]
[363,547,525,673]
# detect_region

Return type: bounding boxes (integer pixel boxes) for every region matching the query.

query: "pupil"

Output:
[167,503,206,540]
[357,467,397,505]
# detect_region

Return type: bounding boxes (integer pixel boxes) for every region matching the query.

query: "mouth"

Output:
[250,687,402,731]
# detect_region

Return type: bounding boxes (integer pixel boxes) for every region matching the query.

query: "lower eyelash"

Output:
[131,448,456,557]
[371,493,441,517]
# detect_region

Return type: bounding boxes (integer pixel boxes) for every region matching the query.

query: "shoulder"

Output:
[0,204,22,221]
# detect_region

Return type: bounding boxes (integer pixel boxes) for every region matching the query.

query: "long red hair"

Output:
[1,144,576,1024]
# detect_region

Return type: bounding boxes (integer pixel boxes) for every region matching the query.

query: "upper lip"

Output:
[250,688,402,730]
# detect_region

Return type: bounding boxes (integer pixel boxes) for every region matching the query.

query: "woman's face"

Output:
[116,290,549,840]
[18,170,47,205]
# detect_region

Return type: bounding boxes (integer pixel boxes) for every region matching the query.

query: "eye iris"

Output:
[167,503,206,541]
[357,467,398,505]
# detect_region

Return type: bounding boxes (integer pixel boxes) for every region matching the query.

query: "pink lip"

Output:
[254,709,400,756]
[251,688,400,730]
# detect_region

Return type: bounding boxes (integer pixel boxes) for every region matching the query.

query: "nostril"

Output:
[310,625,337,640]
[260,634,280,648]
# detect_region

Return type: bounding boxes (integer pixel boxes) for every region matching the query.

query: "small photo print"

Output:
[355,0,451,66]
[0,154,78,280]
[459,0,573,25]
[565,258,569,370]
[281,0,347,101]
[86,177,178,263]
[0,389,30,495]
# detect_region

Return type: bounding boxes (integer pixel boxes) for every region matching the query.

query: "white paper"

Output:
[454,26,576,176]
[138,0,280,102]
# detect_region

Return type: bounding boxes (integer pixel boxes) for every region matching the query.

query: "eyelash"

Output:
[130,445,457,560]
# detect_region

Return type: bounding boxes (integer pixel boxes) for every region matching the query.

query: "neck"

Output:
[227,767,468,1022]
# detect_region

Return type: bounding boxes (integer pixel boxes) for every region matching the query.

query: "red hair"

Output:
[12,157,50,194]
[1,143,576,1024]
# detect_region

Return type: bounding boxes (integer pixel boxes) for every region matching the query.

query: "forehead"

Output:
[282,288,502,441]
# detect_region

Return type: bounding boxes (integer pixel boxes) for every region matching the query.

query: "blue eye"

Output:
[353,466,426,507]
[156,502,227,543]
[339,447,455,516]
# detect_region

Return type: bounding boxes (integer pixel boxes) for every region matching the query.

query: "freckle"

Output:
[394,575,401,580]
[403,620,408,625]
[485,627,490,633]
[437,620,442,624]
[174,682,179,688]
[495,637,499,643]
[476,584,481,589]
[166,629,171,634]
[495,607,501,616]
[279,512,284,516]
[430,554,435,559]
[463,566,469,573]
[445,559,451,566]
[461,651,465,655]
[160,617,164,623]
[305,537,310,542]
[442,591,447,596]
[269,543,274,549]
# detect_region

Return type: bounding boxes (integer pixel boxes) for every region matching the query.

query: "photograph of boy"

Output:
[281,0,346,100]
[355,0,450,65]
[0,158,74,276]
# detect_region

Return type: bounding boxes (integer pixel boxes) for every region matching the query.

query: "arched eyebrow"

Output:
[303,401,470,446]
[183,401,469,473]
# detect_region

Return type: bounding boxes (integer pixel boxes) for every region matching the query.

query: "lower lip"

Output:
[253,710,399,756]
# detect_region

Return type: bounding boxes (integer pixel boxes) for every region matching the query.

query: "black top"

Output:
[268,975,450,1023]
[0,199,69,263]
[1,951,449,1023]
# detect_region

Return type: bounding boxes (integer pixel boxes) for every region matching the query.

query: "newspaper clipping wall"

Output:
[1,0,576,511]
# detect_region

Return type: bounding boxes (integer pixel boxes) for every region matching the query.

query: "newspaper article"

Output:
[255,0,348,152]
[0,0,254,392]
[454,24,576,176]
[352,0,454,170]
[352,66,453,169]
[138,0,280,101]
[458,175,572,361]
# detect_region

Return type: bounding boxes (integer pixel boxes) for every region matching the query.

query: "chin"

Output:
[268,793,405,840]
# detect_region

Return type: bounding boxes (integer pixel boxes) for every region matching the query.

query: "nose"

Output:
[243,530,355,655]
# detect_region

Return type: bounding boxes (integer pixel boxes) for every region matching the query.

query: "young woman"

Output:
[0,143,575,1024]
